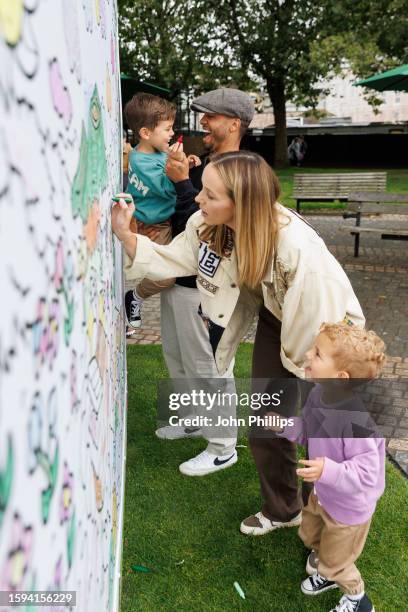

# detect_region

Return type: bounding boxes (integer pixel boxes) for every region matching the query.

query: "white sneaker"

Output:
[155,425,202,440]
[240,510,302,536]
[179,450,237,476]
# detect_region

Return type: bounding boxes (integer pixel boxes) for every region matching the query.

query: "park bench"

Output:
[293,172,387,213]
[342,192,408,257]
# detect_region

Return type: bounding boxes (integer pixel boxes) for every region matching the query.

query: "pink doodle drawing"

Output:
[29,298,60,373]
[49,59,72,126]
[1,513,33,591]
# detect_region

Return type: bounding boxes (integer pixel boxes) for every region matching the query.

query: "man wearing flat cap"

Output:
[168,88,254,229]
[153,89,254,477]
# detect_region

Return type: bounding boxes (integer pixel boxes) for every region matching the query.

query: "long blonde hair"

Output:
[200,151,281,289]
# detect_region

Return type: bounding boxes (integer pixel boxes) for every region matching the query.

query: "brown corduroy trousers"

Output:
[249,306,312,522]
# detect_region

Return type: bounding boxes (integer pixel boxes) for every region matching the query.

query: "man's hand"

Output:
[296,458,325,482]
[166,153,190,182]
[111,193,135,242]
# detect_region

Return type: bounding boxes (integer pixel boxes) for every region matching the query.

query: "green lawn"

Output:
[121,344,408,612]
[276,168,408,211]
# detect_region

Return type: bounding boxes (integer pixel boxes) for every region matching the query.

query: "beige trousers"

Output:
[160,284,237,457]
[129,217,175,299]
[299,491,371,595]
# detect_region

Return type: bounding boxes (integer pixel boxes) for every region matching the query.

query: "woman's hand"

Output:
[111,193,135,242]
[296,458,325,482]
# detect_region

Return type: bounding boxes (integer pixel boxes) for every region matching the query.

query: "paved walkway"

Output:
[127,214,408,475]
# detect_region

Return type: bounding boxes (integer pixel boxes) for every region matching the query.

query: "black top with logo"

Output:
[171,155,209,288]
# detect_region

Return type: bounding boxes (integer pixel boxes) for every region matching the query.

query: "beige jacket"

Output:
[124,206,365,376]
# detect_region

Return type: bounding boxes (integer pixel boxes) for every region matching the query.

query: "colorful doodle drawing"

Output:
[1,512,33,591]
[0,435,13,528]
[27,390,60,524]
[49,58,73,127]
[0,0,24,46]
[71,85,108,226]
[0,1,125,609]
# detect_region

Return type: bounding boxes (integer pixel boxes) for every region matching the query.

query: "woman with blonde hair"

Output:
[111,150,365,532]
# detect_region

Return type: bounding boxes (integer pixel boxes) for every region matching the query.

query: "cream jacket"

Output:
[124,206,365,376]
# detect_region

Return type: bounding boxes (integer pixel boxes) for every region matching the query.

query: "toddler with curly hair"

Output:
[277,322,386,612]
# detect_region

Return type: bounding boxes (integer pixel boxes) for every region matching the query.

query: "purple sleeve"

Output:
[319,438,384,494]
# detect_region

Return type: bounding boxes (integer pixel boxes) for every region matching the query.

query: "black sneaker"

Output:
[125,290,143,328]
[306,549,319,574]
[330,594,375,612]
[301,572,338,595]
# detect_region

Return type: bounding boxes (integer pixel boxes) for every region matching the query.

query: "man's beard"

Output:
[203,133,220,153]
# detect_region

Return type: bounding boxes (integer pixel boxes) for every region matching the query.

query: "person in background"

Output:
[288,135,307,167]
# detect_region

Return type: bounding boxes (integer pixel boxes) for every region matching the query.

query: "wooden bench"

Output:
[293,172,387,213]
[342,192,408,257]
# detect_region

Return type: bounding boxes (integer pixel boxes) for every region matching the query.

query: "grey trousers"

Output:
[160,284,237,456]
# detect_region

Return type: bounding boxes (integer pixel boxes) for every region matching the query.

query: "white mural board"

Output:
[0,1,126,610]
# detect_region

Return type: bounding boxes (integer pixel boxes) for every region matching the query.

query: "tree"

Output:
[213,0,408,166]
[118,0,251,93]
[118,0,408,167]
[212,1,352,167]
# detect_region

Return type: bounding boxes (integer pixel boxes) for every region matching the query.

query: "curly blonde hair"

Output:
[319,322,386,379]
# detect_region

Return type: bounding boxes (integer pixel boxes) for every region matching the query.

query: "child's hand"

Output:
[188,154,201,169]
[169,141,184,160]
[296,457,325,482]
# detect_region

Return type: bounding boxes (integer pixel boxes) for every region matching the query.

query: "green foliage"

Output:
[118,0,408,166]
[118,0,252,92]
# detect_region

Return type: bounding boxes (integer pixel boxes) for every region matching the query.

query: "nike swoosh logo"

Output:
[214,454,235,466]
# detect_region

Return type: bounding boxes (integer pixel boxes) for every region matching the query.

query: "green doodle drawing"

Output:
[67,510,76,569]
[62,289,74,346]
[0,435,13,528]
[37,444,59,524]
[71,85,108,223]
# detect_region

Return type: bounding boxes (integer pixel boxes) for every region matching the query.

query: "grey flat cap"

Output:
[191,88,255,124]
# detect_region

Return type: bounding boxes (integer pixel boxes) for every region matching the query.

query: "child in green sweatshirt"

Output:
[123,93,199,331]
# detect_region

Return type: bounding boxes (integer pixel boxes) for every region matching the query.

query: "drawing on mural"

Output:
[0,1,126,610]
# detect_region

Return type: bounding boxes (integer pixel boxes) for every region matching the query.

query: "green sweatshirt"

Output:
[127,150,176,224]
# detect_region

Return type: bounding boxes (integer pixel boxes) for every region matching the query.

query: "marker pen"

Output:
[111,196,133,203]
